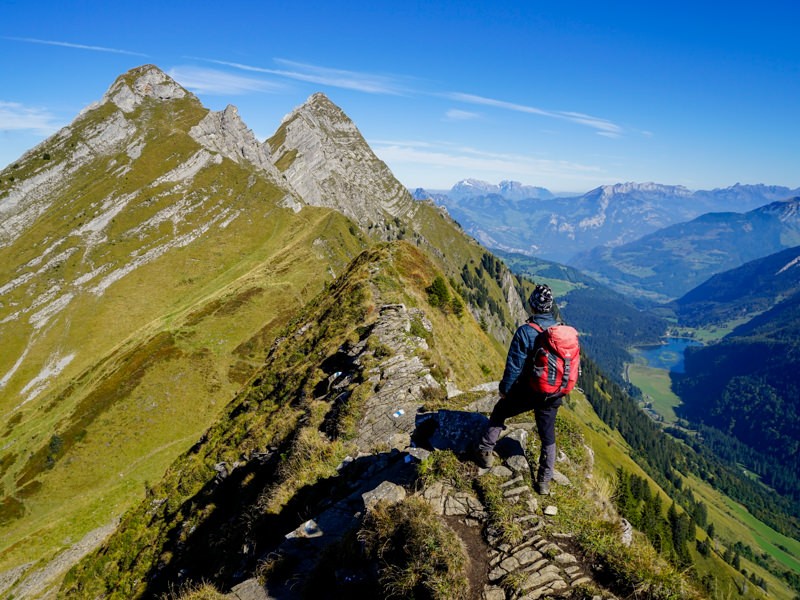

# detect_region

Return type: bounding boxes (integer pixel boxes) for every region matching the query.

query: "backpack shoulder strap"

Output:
[527,320,564,333]
[527,321,544,333]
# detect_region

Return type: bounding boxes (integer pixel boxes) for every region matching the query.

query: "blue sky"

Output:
[1,0,798,193]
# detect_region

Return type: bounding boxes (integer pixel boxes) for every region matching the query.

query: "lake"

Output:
[636,337,702,373]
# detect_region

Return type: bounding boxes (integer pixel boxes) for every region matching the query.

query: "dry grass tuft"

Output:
[359,496,469,600]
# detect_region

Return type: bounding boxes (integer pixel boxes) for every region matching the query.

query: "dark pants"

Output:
[478,385,561,483]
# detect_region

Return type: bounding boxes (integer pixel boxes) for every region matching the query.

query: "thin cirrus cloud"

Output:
[446,92,622,138]
[444,109,480,121]
[371,139,606,182]
[167,66,286,95]
[201,58,407,95]
[3,36,148,57]
[199,57,622,137]
[0,101,62,135]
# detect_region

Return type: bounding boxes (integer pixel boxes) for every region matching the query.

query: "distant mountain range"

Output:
[414,180,799,264]
[447,178,554,201]
[574,197,800,301]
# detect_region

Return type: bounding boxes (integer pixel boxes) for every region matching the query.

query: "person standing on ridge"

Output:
[474,284,579,495]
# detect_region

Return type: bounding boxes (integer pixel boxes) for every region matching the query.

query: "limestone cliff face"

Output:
[503,268,529,326]
[190,105,283,182]
[267,93,416,231]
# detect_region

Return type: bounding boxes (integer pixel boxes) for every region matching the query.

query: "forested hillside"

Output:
[674,292,800,501]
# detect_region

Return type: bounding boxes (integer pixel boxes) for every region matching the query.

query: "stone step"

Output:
[500,475,525,488]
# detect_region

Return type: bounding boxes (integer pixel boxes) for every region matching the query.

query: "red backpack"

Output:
[527,322,581,398]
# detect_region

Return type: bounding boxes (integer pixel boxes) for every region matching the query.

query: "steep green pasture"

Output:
[0,205,365,576]
[626,363,681,424]
[58,242,508,597]
[686,472,800,599]
[672,317,755,343]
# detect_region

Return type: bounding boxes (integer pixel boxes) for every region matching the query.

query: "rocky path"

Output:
[225,302,618,599]
[228,419,617,600]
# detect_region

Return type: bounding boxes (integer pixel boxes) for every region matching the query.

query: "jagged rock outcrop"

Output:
[0,109,139,248]
[503,268,529,325]
[101,64,188,113]
[351,304,439,450]
[190,105,284,182]
[266,93,417,231]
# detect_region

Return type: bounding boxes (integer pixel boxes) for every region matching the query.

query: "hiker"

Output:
[474,284,579,495]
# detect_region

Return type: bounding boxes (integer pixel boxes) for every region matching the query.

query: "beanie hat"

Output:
[529,284,554,313]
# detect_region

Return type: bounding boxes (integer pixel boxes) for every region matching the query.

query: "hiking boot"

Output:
[536,480,550,495]
[473,447,494,469]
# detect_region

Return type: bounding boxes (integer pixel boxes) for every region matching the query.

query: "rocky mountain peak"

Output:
[760,196,800,220]
[101,64,190,113]
[597,182,693,199]
[266,92,416,231]
[189,104,282,180]
[450,178,496,199]
[450,179,553,201]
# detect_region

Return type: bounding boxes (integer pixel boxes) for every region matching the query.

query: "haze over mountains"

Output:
[416,180,800,267]
[577,197,800,301]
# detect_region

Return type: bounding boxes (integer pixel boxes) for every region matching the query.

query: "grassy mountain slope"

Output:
[58,241,506,598]
[0,67,369,580]
[0,66,533,594]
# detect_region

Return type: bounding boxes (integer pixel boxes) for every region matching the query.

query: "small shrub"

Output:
[366,338,394,359]
[0,496,25,524]
[501,570,527,595]
[409,317,432,343]
[426,276,450,309]
[450,295,465,317]
[336,381,372,439]
[256,552,296,585]
[162,581,227,600]
[418,450,471,490]
[419,384,449,411]
[428,363,446,385]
